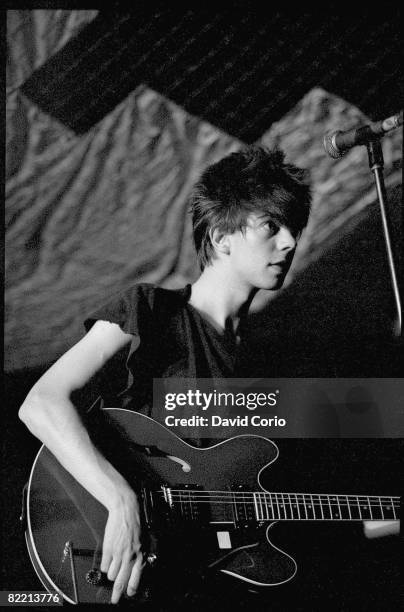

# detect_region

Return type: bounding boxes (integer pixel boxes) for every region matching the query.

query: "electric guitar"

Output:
[24,408,400,605]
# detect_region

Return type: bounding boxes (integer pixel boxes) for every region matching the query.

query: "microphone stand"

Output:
[366,139,402,337]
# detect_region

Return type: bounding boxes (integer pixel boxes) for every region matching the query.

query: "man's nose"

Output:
[276,227,297,251]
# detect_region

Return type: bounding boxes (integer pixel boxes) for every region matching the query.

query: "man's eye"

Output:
[262,221,277,234]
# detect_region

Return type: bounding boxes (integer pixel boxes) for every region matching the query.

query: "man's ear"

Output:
[209,227,231,255]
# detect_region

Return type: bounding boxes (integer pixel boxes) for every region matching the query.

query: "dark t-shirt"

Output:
[84,282,264,416]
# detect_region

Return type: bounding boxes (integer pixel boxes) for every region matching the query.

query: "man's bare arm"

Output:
[19,320,143,604]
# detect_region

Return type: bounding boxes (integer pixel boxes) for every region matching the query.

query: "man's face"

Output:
[226,213,299,290]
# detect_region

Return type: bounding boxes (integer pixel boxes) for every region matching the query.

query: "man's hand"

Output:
[101,490,145,604]
[363,520,400,539]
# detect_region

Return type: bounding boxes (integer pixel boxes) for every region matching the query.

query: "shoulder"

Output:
[135,283,189,311]
[88,283,189,333]
[137,284,191,324]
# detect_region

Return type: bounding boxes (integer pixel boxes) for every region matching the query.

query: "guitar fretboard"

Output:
[159,489,400,523]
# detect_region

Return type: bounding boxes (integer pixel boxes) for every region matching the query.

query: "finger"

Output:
[107,557,122,583]
[100,548,113,574]
[110,558,136,605]
[126,553,144,597]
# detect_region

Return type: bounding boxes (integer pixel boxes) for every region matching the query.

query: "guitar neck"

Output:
[248,492,400,522]
[159,489,400,523]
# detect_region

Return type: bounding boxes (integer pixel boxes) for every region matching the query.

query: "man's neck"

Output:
[189,266,258,335]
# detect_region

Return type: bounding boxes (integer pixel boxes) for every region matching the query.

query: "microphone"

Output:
[324,110,403,159]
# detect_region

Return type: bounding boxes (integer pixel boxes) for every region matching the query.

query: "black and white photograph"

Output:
[3,7,403,610]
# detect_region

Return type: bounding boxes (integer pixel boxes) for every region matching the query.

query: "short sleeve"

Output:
[83,283,155,338]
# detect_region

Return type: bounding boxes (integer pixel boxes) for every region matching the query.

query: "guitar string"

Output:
[153,494,398,520]
[161,491,399,499]
[152,492,399,518]
[159,498,398,509]
[162,489,400,499]
[163,497,399,507]
[154,491,399,505]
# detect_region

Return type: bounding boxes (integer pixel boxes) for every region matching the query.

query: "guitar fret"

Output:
[319,496,328,519]
[392,498,397,520]
[310,494,316,520]
[305,495,310,519]
[390,497,397,520]
[303,496,308,520]
[380,498,391,520]
[275,494,280,520]
[311,496,317,519]
[283,494,289,519]
[328,497,335,519]
[285,494,292,520]
[336,496,342,519]
[373,497,383,520]
[302,495,309,519]
[286,494,291,519]
[277,494,283,519]
[280,494,285,519]
[346,496,352,520]
[288,494,294,520]
[298,495,306,519]
[379,497,384,520]
[281,494,288,519]
[347,496,359,519]
[295,494,301,519]
[357,496,362,519]
[378,497,395,520]
[318,495,324,520]
[294,494,299,520]
[327,496,333,519]
[328,496,337,519]
[360,497,371,520]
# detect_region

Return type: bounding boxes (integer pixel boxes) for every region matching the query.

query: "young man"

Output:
[19,146,311,606]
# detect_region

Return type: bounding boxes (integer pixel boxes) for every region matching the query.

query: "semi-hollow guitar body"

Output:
[24,409,400,604]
